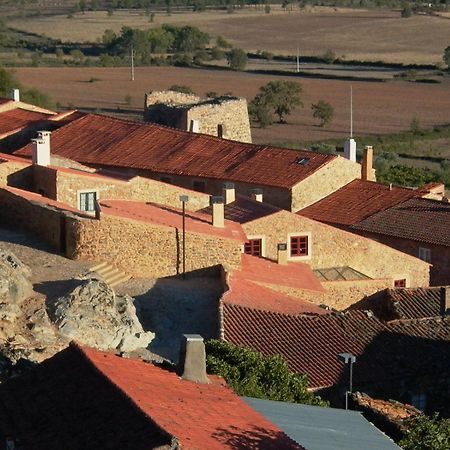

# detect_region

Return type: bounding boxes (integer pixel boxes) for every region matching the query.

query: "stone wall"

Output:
[265,279,393,311]
[354,230,450,286]
[66,213,242,278]
[144,91,252,143]
[33,166,210,211]
[0,159,33,190]
[244,210,430,287]
[291,156,362,211]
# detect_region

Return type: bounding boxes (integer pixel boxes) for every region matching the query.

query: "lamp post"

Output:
[338,352,356,410]
[179,195,189,278]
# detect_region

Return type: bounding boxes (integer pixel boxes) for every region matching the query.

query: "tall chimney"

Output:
[361,145,374,181]
[178,334,210,384]
[31,138,50,167]
[11,89,20,102]
[440,287,450,315]
[251,188,263,203]
[38,130,51,156]
[189,119,200,133]
[217,123,226,139]
[223,182,235,205]
[344,138,356,162]
[212,196,224,228]
[277,243,288,265]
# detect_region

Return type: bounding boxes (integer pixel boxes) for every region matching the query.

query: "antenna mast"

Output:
[350,85,353,138]
[130,44,135,81]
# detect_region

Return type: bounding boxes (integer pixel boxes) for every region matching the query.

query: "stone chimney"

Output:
[344,138,356,162]
[223,182,235,205]
[11,88,20,102]
[277,243,288,265]
[251,188,263,203]
[178,334,210,384]
[189,119,200,133]
[440,287,450,315]
[31,138,50,167]
[361,146,374,181]
[212,196,224,228]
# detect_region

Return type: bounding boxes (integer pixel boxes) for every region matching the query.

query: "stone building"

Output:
[14,113,363,212]
[144,90,252,143]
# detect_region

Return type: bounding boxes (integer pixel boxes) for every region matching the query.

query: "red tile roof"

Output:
[239,254,325,293]
[0,108,54,136]
[200,195,279,224]
[223,272,328,315]
[299,179,421,226]
[353,287,443,321]
[222,303,450,388]
[15,113,336,189]
[0,343,303,449]
[99,199,247,242]
[351,197,450,246]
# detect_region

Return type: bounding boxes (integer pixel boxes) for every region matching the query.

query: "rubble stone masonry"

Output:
[244,210,430,288]
[66,214,242,278]
[144,91,252,143]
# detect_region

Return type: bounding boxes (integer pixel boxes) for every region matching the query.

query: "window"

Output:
[244,239,263,257]
[394,279,406,288]
[290,235,309,257]
[79,192,97,212]
[193,180,206,193]
[418,247,431,263]
[411,393,427,411]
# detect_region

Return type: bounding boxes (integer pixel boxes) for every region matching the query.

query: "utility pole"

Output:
[130,44,135,81]
[296,45,300,73]
[350,85,353,138]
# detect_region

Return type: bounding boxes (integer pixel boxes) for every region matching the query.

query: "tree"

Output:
[78,0,87,13]
[206,340,328,406]
[322,49,336,64]
[226,48,247,71]
[311,100,334,127]
[443,45,450,69]
[401,2,412,18]
[410,116,422,135]
[250,80,303,125]
[399,414,450,450]
[216,36,232,49]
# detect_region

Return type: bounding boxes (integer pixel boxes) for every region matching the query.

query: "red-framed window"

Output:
[394,279,406,288]
[290,236,308,257]
[244,239,262,257]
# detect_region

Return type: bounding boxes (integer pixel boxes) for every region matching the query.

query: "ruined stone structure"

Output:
[144,91,252,143]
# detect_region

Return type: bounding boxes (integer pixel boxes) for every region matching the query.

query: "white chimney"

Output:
[31,138,50,167]
[217,123,226,138]
[212,196,224,228]
[223,182,235,205]
[344,138,356,162]
[38,130,51,154]
[11,89,20,102]
[441,287,450,315]
[251,188,263,203]
[189,119,200,133]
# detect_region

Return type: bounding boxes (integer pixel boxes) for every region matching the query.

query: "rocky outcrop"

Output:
[48,279,154,352]
[0,249,33,321]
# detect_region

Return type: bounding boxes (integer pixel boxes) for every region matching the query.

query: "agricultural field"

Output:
[13,66,450,148]
[7,7,450,65]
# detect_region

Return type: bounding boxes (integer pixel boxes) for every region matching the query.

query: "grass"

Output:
[6,7,450,65]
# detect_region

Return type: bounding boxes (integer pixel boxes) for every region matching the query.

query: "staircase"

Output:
[89,262,132,288]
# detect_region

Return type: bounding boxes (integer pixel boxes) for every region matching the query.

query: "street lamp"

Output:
[338,352,356,410]
[179,195,189,278]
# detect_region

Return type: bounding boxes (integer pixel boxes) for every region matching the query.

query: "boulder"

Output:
[0,249,33,320]
[49,279,154,352]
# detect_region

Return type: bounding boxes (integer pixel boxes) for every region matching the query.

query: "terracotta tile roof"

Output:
[222,303,450,388]
[299,179,420,226]
[223,273,328,315]
[200,195,279,224]
[353,287,443,321]
[351,197,450,246]
[15,113,336,189]
[99,199,247,242]
[0,152,31,165]
[0,108,54,136]
[0,343,303,449]
[239,254,325,293]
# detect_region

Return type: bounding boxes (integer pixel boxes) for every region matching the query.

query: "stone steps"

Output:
[89,262,131,288]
